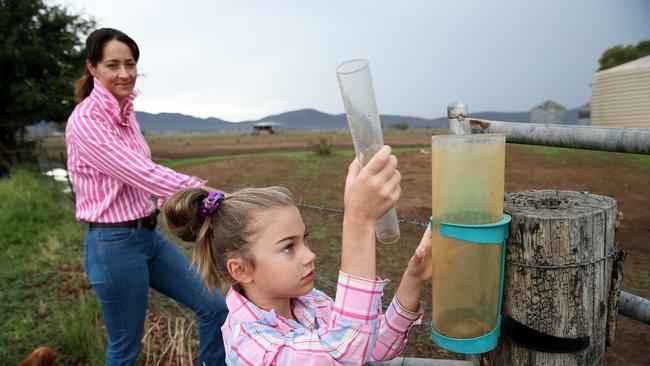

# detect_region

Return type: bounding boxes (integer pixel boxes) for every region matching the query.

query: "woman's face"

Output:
[88,39,137,104]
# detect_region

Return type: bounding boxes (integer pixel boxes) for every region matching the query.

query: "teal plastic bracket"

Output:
[439,214,511,244]
[430,214,511,354]
[430,315,501,354]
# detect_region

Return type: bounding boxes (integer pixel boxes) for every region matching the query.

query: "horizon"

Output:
[134,103,582,124]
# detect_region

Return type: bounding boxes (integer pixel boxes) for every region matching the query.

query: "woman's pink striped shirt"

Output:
[65,79,203,223]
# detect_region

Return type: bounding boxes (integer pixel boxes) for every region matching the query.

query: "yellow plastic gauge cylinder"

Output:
[431,134,505,339]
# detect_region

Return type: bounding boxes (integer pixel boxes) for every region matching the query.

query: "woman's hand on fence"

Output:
[343,145,401,223]
[192,176,207,185]
[195,177,230,197]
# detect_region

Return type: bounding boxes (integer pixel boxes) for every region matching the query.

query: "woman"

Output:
[65,28,227,366]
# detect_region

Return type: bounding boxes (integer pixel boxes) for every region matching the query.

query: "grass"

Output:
[0,168,209,365]
[0,168,106,365]
[56,291,107,365]
[159,150,318,169]
[512,144,650,168]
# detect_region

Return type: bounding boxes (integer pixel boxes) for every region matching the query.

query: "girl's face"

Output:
[246,205,316,299]
[87,39,137,104]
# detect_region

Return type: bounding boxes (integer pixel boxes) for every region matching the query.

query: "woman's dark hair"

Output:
[74,28,140,102]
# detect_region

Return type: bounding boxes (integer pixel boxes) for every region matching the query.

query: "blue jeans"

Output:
[84,227,228,366]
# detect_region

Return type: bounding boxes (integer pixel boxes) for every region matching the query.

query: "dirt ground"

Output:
[43,131,650,363]
[166,138,650,364]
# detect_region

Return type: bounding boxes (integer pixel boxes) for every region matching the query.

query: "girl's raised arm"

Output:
[340,145,401,279]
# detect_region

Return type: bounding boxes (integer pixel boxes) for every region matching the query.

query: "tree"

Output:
[598,40,650,71]
[0,0,94,166]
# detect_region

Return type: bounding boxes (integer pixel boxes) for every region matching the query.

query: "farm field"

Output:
[39,130,650,364]
[41,129,441,159]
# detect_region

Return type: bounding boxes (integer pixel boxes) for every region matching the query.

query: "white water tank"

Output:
[591,56,650,127]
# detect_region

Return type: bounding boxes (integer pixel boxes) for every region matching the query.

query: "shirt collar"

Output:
[226,287,279,326]
[226,287,321,330]
[89,77,138,126]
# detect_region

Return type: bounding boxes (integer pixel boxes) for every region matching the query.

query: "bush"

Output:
[312,137,333,156]
[390,123,409,131]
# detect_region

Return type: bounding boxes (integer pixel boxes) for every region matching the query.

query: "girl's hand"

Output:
[394,225,432,312]
[343,145,401,223]
[404,224,433,284]
[340,145,400,279]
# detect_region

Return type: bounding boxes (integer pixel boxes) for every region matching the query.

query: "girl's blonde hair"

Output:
[164,186,296,293]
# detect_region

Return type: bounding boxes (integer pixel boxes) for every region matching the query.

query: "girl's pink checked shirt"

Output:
[222,271,423,365]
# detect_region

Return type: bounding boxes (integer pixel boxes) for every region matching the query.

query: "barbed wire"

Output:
[297,202,430,228]
[507,248,618,270]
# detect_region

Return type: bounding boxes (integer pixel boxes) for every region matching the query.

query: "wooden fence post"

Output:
[481,190,619,365]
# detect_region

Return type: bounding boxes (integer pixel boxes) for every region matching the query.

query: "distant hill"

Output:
[135,107,579,135]
[135,108,449,134]
[28,107,581,136]
[135,112,234,134]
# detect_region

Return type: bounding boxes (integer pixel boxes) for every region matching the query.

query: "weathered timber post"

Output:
[481,190,619,366]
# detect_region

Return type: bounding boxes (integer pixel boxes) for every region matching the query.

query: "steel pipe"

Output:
[619,291,650,325]
[468,118,650,155]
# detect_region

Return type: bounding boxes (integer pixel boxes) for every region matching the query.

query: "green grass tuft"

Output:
[0,168,104,365]
[56,291,107,365]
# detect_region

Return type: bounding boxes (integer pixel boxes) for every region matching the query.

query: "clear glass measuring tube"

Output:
[336,59,400,244]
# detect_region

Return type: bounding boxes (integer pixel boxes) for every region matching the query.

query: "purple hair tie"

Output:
[198,191,225,221]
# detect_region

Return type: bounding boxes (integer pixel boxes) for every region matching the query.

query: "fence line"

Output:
[297,202,430,228]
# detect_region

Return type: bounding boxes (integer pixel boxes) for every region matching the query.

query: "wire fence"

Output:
[297,202,430,229]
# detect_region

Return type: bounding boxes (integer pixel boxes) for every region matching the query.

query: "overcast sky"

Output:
[53,0,650,122]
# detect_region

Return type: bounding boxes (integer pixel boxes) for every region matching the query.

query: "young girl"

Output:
[164,146,432,365]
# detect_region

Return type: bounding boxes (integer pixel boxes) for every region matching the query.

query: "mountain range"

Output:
[27,107,581,136]
[134,107,580,135]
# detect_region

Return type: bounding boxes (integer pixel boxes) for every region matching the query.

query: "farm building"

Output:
[591,56,650,127]
[530,100,566,124]
[252,121,283,134]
